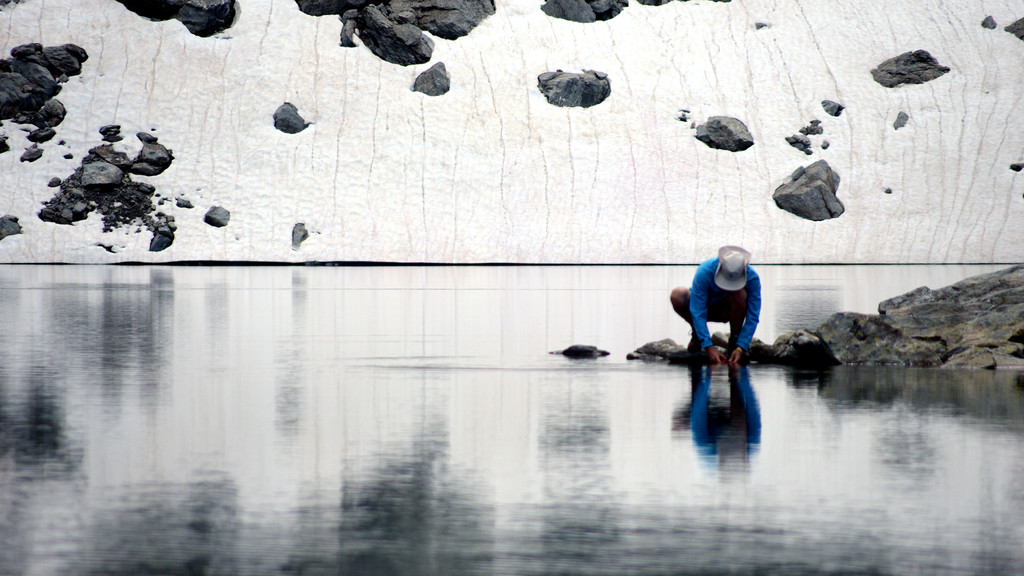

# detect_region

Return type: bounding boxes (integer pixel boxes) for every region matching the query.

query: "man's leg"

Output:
[670,287,702,352]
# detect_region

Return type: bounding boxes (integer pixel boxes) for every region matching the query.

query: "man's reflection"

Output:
[675,365,761,475]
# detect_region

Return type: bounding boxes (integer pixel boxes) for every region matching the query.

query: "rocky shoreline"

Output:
[627,265,1024,370]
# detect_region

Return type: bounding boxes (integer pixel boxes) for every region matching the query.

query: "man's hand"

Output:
[705,346,728,365]
[728,347,744,366]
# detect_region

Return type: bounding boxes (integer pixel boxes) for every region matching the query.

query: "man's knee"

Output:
[670,287,691,319]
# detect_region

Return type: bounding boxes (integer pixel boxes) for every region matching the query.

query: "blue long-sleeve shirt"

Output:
[689,257,761,351]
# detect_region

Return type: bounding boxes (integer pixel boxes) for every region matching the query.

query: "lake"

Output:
[1,264,1023,575]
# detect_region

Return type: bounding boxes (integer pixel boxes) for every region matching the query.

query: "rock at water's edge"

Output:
[552,344,610,358]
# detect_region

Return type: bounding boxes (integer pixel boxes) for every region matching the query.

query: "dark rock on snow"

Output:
[137,131,159,144]
[1011,163,1023,173]
[292,222,309,249]
[551,344,610,359]
[799,119,823,136]
[981,16,997,29]
[541,0,626,23]
[114,0,237,37]
[27,126,56,142]
[893,111,909,130]
[340,10,360,46]
[637,0,673,6]
[694,116,754,152]
[537,70,611,108]
[785,134,813,155]
[773,160,844,221]
[273,102,310,134]
[1006,17,1024,41]
[47,177,62,187]
[1,43,85,130]
[871,50,950,88]
[389,0,495,41]
[80,160,125,188]
[357,5,434,66]
[130,142,175,175]
[0,215,22,241]
[296,0,372,17]
[176,197,194,208]
[20,144,42,162]
[412,62,450,96]
[204,206,230,227]
[820,140,830,150]
[0,136,8,154]
[821,100,844,117]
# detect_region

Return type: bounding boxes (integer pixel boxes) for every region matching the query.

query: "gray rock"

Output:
[340,12,359,47]
[786,134,813,155]
[815,312,945,366]
[292,222,309,249]
[137,131,158,144]
[694,116,754,152]
[27,126,55,142]
[35,98,66,128]
[176,197,194,208]
[893,111,909,130]
[204,205,230,227]
[551,344,610,358]
[389,0,495,40]
[0,136,8,154]
[981,15,997,29]
[773,159,844,221]
[754,22,770,29]
[20,144,42,162]
[114,0,187,21]
[99,124,123,142]
[273,102,310,134]
[296,0,371,16]
[542,0,626,22]
[1006,17,1024,41]
[537,70,611,108]
[1011,163,1023,172]
[871,50,950,88]
[765,329,838,368]
[149,226,174,251]
[799,119,823,136]
[626,338,685,361]
[47,177,62,187]
[42,44,88,76]
[820,140,830,150]
[89,144,133,170]
[81,161,125,188]
[357,5,434,66]
[0,215,22,241]
[130,142,174,175]
[412,62,450,96]
[821,100,844,116]
[177,0,237,37]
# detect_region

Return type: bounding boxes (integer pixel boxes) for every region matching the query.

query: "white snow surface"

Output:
[1,0,1023,264]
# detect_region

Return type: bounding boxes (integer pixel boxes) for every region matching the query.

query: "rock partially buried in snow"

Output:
[412,62,450,96]
[551,344,610,358]
[273,102,310,134]
[357,5,434,66]
[114,0,237,37]
[773,160,844,221]
[390,0,496,40]
[541,0,626,23]
[292,222,309,249]
[537,70,611,108]
[0,215,22,241]
[204,206,230,227]
[694,116,754,152]
[870,50,950,88]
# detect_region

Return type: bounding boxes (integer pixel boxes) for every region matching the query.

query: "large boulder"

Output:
[537,70,611,108]
[80,161,125,188]
[694,116,754,152]
[412,62,450,96]
[130,142,175,175]
[1,43,86,121]
[871,50,950,88]
[116,0,236,36]
[204,206,231,227]
[773,160,844,221]
[357,5,434,66]
[390,0,495,40]
[815,312,945,367]
[295,0,371,16]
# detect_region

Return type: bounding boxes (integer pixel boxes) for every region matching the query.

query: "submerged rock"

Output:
[871,50,950,88]
[773,160,844,221]
[694,116,754,152]
[537,70,611,108]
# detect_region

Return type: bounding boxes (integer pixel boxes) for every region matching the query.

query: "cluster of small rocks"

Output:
[37,129,179,251]
[0,43,88,162]
[114,0,237,37]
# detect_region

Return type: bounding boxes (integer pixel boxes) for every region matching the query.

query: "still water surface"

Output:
[1,265,1023,575]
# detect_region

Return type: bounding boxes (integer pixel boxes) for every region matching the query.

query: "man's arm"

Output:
[689,266,715,350]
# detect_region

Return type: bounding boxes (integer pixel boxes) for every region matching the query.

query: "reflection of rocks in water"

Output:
[76,475,240,575]
[336,447,494,575]
[0,369,80,474]
[874,417,937,483]
[819,366,1024,429]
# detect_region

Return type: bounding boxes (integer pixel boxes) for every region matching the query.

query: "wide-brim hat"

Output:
[714,245,751,291]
